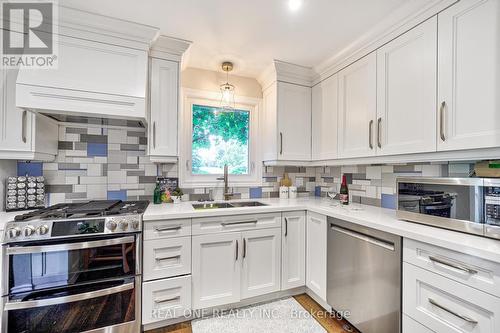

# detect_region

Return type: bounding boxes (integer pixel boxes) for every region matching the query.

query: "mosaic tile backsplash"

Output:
[13,123,476,210]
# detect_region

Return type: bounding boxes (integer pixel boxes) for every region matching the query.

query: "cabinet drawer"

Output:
[144,219,191,240]
[403,314,434,333]
[142,275,191,324]
[404,239,500,297]
[192,213,281,235]
[403,263,500,333]
[143,237,191,281]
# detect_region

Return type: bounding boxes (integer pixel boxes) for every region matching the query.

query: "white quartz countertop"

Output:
[144,197,500,263]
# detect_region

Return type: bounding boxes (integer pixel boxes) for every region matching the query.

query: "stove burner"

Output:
[14,200,149,222]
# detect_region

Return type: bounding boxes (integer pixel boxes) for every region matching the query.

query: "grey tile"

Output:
[58,141,73,150]
[285,166,300,173]
[66,127,87,134]
[120,164,139,169]
[139,176,157,183]
[58,163,82,170]
[360,197,382,207]
[80,134,108,144]
[66,192,87,199]
[107,163,121,171]
[321,176,334,183]
[269,191,279,198]
[74,142,87,150]
[127,131,145,137]
[352,173,367,180]
[102,164,108,177]
[46,184,73,193]
[120,144,141,151]
[139,137,147,145]
[189,193,211,201]
[263,177,278,182]
[138,195,152,201]
[127,170,145,176]
[393,165,416,173]
[108,151,127,164]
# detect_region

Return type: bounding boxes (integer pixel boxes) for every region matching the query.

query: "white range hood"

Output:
[14,6,159,126]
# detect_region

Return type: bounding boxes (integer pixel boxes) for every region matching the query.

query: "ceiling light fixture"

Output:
[220,61,235,111]
[288,0,303,12]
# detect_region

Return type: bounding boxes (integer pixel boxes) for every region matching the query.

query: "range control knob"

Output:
[131,220,140,230]
[23,226,35,237]
[7,227,21,239]
[36,225,49,236]
[118,221,129,231]
[106,221,117,231]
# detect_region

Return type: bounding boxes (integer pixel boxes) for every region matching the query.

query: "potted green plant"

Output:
[171,187,183,204]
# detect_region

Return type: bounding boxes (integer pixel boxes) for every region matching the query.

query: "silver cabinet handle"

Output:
[284,217,288,237]
[369,120,374,149]
[429,256,478,275]
[221,220,258,227]
[377,117,382,148]
[155,254,181,261]
[21,110,27,143]
[331,224,395,251]
[7,236,135,255]
[243,238,247,259]
[280,132,283,155]
[440,101,446,141]
[153,121,156,148]
[154,295,180,304]
[428,298,478,324]
[4,282,134,310]
[154,225,182,232]
[235,239,239,261]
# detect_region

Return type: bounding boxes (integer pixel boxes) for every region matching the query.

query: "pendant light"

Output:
[220,61,235,111]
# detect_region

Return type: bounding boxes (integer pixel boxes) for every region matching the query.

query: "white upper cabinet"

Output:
[312,74,338,160]
[149,58,179,161]
[438,0,500,151]
[338,53,377,159]
[376,17,438,156]
[281,211,306,290]
[0,67,57,161]
[277,82,312,161]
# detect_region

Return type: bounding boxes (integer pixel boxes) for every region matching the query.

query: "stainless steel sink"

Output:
[192,201,267,210]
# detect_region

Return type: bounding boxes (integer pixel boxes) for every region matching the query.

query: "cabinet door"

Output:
[277,82,311,161]
[306,212,327,301]
[312,74,338,160]
[338,53,377,159]
[281,211,306,290]
[438,0,500,151]
[241,228,281,299]
[403,314,435,333]
[149,58,179,159]
[192,232,241,309]
[0,67,33,153]
[376,17,437,156]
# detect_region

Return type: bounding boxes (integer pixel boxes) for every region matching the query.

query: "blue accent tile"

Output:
[381,194,396,210]
[315,186,321,197]
[107,190,127,201]
[249,187,262,199]
[87,143,107,157]
[17,162,42,176]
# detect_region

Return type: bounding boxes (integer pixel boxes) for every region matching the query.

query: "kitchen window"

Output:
[181,91,261,187]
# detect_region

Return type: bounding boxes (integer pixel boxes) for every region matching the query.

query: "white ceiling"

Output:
[64,0,415,78]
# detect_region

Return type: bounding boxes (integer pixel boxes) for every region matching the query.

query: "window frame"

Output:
[180,88,262,188]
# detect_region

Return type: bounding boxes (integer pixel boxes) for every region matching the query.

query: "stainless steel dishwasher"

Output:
[327,218,401,333]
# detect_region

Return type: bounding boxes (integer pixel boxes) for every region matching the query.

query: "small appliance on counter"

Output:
[396,177,500,239]
[5,176,45,211]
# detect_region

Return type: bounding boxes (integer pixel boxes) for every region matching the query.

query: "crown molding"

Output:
[150,35,192,62]
[258,60,314,90]
[312,0,458,85]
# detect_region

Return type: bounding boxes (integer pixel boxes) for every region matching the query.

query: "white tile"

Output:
[43,163,58,171]
[382,165,394,173]
[144,164,157,176]
[108,129,127,143]
[87,127,102,135]
[127,189,145,196]
[121,183,140,190]
[127,156,138,164]
[127,136,139,144]
[422,165,443,177]
[66,150,88,157]
[72,157,94,163]
[49,193,66,205]
[381,187,395,195]
[366,166,382,180]
[79,176,107,184]
[108,143,121,151]
[127,176,138,184]
[65,176,79,185]
[107,184,121,191]
[74,185,87,193]
[86,184,107,199]
[87,164,102,177]
[58,126,66,141]
[353,179,371,186]
[365,185,377,198]
[65,133,79,142]
[94,157,108,163]
[341,165,358,174]
[108,170,127,184]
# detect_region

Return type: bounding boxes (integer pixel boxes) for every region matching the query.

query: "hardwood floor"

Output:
[145,294,359,333]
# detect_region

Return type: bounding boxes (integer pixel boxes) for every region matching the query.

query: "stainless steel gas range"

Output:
[1,200,149,333]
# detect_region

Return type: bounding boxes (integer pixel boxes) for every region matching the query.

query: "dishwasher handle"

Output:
[330,224,395,251]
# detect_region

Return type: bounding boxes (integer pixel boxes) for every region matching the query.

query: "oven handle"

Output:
[6,236,135,255]
[4,282,134,310]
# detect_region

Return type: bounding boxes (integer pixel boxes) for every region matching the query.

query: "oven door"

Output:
[3,276,141,333]
[4,234,139,297]
[396,177,484,236]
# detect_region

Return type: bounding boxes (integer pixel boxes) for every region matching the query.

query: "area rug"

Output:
[191,297,327,333]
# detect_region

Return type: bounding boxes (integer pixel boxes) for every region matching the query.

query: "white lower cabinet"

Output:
[403,262,500,333]
[142,275,191,325]
[192,232,242,309]
[403,314,434,333]
[281,211,306,290]
[241,228,281,299]
[306,212,327,301]
[143,236,191,281]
